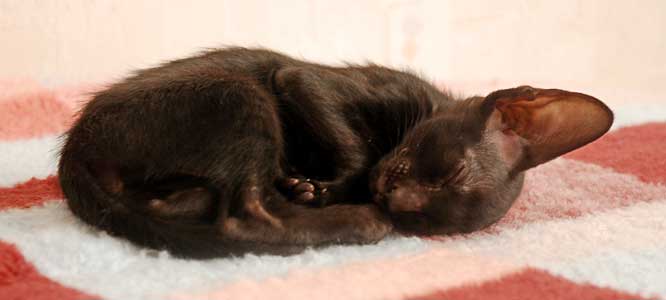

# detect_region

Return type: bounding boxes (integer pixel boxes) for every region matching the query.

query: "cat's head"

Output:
[370,86,613,235]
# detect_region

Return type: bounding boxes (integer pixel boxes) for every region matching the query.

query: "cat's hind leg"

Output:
[143,79,390,253]
[221,176,392,251]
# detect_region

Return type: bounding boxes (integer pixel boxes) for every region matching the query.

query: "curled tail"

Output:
[57,151,297,259]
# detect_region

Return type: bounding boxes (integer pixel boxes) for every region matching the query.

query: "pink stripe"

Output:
[0,93,71,139]
[566,122,666,184]
[0,79,43,103]
[494,158,666,230]
[410,268,650,300]
[0,80,99,140]
[173,249,522,300]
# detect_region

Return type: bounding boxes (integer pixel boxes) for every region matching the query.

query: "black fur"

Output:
[58,47,613,258]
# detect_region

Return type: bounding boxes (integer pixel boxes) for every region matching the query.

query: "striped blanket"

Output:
[1,79,664,300]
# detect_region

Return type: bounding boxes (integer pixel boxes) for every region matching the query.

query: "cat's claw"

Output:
[278,176,328,205]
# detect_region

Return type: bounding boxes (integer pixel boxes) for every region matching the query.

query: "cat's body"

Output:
[58,47,613,258]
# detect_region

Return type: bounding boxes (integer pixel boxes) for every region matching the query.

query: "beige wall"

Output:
[1,0,665,100]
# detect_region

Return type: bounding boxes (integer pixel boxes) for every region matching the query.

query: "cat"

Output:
[58,47,613,258]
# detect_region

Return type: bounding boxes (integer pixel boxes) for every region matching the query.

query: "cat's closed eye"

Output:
[422,162,466,190]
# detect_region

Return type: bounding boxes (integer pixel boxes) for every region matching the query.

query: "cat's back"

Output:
[78,48,300,118]
[108,47,299,94]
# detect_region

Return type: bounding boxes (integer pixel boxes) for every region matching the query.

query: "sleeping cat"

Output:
[58,47,613,258]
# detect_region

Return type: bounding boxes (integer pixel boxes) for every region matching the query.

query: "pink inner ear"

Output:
[496,97,554,141]
[489,88,613,171]
[486,111,526,170]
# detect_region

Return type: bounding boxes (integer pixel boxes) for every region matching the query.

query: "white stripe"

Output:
[0,201,428,300]
[436,199,666,298]
[0,135,60,187]
[5,199,665,299]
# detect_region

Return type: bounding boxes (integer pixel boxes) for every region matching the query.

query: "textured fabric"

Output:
[0,81,663,300]
[0,241,97,300]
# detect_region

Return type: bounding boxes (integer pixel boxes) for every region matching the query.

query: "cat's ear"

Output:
[482,86,613,172]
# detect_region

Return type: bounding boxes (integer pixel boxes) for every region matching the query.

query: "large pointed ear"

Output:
[482,86,614,172]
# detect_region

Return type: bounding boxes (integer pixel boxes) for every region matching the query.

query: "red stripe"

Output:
[566,122,666,184]
[408,268,651,300]
[0,241,97,300]
[0,176,62,210]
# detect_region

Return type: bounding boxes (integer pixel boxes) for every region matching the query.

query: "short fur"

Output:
[58,47,613,258]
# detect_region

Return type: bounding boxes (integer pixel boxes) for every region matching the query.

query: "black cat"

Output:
[58,47,613,258]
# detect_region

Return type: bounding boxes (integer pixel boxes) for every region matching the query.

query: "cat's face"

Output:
[370,86,613,235]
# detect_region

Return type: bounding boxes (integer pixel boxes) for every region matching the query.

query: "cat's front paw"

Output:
[277,176,329,206]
